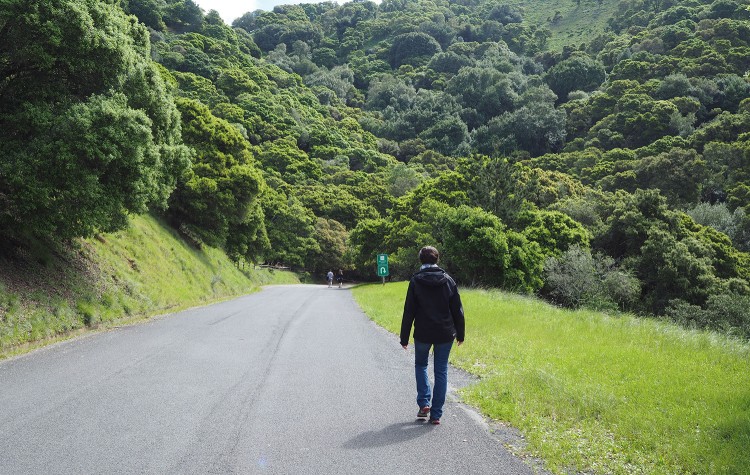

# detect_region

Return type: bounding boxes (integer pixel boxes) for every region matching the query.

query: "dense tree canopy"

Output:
[0,0,189,242]
[167,98,264,248]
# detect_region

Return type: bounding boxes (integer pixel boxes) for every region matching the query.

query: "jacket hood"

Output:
[413,267,449,287]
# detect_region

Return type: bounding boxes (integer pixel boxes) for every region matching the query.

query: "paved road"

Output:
[0,285,534,474]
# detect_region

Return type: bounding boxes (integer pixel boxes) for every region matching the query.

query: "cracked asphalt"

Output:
[0,285,535,474]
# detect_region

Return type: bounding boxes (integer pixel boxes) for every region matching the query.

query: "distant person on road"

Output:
[336,269,344,288]
[327,270,334,288]
[400,246,465,425]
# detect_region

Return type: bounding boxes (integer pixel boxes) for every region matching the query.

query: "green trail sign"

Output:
[377,253,389,277]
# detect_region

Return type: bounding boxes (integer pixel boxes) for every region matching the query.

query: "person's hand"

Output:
[457,340,463,346]
[401,344,408,350]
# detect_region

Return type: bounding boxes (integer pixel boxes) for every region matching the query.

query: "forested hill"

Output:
[2,0,750,338]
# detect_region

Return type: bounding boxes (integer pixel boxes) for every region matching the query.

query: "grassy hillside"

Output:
[353,282,750,474]
[514,0,618,49]
[0,214,298,358]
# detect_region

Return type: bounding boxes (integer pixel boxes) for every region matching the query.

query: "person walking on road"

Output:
[336,269,344,288]
[327,270,334,288]
[400,246,465,425]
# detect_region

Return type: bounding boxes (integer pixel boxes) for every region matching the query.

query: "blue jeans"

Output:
[414,339,453,420]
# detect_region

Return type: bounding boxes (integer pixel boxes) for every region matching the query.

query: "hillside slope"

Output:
[0,214,298,357]
[508,0,618,49]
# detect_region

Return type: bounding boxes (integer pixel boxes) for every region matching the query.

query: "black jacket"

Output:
[400,266,465,346]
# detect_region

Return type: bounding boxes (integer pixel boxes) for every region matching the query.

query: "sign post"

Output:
[377,253,389,285]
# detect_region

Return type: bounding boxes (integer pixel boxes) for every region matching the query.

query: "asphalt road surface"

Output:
[0,285,535,474]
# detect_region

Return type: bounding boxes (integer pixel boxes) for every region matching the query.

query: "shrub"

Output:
[544,245,640,311]
[686,202,750,251]
[704,293,750,337]
[666,293,750,339]
[665,299,707,328]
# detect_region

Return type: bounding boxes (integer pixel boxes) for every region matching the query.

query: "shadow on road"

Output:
[341,421,435,449]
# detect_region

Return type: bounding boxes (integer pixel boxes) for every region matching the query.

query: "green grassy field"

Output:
[513,0,618,50]
[353,282,750,474]
[0,214,298,358]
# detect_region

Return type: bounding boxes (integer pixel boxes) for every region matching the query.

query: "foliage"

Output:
[306,217,348,274]
[686,202,750,251]
[473,98,567,156]
[389,32,442,67]
[167,98,265,250]
[545,53,606,100]
[0,0,189,242]
[352,198,546,291]
[666,291,750,338]
[517,209,590,258]
[434,204,514,288]
[260,180,319,268]
[347,218,392,276]
[591,189,750,313]
[385,162,424,197]
[544,245,640,311]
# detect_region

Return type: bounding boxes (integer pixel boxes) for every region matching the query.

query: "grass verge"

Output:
[352,282,750,474]
[0,214,299,359]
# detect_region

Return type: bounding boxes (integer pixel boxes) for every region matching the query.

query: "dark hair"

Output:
[418,246,439,264]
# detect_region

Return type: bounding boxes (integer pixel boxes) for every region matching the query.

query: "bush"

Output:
[666,293,750,338]
[686,202,750,251]
[389,33,441,68]
[544,245,640,311]
[705,293,750,337]
[664,299,707,328]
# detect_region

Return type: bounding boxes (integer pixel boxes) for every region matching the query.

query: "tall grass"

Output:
[0,214,298,357]
[353,282,750,474]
